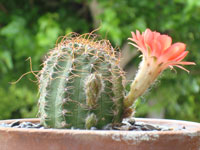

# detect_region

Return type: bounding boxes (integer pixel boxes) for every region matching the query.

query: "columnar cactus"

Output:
[38,34,125,129]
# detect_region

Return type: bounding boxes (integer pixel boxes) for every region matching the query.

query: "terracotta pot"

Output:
[0,118,200,150]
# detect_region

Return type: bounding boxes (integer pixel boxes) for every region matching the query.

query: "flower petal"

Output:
[129,28,195,72]
[173,51,188,62]
[131,32,137,40]
[174,65,190,73]
[162,43,186,61]
[151,39,162,57]
[144,29,153,44]
[159,35,172,52]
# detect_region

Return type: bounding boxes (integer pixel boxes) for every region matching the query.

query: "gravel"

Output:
[0,118,186,131]
[0,121,44,129]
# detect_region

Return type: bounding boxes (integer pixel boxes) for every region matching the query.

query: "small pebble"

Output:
[13,126,20,128]
[103,124,113,130]
[90,127,97,130]
[26,122,34,126]
[0,123,10,127]
[33,124,43,128]
[128,118,135,125]
[113,125,129,130]
[10,120,20,127]
[128,125,140,130]
[143,124,161,131]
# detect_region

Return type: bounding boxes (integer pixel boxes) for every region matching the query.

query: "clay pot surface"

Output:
[0,118,200,150]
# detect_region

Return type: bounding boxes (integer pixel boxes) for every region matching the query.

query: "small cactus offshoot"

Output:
[37,29,194,129]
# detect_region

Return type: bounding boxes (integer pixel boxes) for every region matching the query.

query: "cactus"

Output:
[38,34,125,129]
[37,29,194,129]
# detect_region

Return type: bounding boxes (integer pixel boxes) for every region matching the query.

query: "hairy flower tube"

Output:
[124,29,195,111]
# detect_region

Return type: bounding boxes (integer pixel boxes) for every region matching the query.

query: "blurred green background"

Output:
[0,0,200,122]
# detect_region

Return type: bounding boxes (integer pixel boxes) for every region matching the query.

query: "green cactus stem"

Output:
[38,34,125,129]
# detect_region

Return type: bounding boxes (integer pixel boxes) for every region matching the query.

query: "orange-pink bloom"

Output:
[123,29,195,110]
[129,28,195,72]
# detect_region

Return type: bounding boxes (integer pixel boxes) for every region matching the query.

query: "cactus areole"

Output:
[38,34,125,129]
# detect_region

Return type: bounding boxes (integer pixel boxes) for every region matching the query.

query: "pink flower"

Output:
[128,28,195,72]
[123,29,195,111]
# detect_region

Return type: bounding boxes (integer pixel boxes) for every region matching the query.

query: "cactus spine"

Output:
[38,34,125,129]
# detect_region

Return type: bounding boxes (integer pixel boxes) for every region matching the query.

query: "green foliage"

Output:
[0,0,200,122]
[0,85,37,120]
